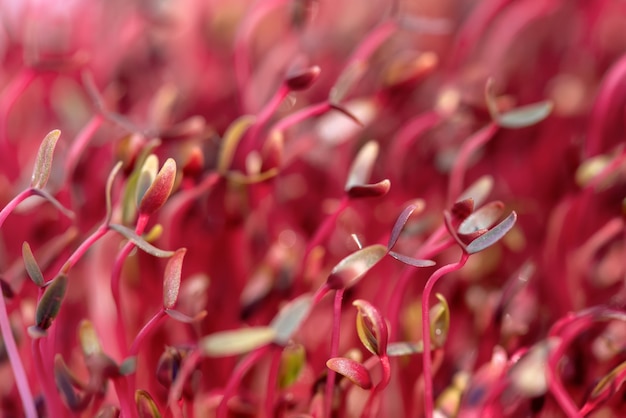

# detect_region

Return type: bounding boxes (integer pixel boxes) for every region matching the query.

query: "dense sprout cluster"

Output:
[1,0,626,417]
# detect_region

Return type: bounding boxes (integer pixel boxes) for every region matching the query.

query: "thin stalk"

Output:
[32,338,64,417]
[324,288,345,418]
[0,294,36,418]
[270,102,331,135]
[264,345,282,418]
[168,349,201,418]
[216,345,272,418]
[65,114,104,176]
[360,355,391,418]
[129,309,166,357]
[421,252,469,418]
[0,189,35,226]
[61,223,109,274]
[447,123,499,204]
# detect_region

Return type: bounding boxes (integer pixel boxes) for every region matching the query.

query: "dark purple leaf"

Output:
[388,251,435,268]
[466,211,517,254]
[22,242,44,287]
[387,200,425,250]
[35,274,68,331]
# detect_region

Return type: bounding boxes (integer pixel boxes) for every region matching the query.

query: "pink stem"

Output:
[421,252,470,418]
[546,337,583,417]
[65,114,105,176]
[216,345,272,418]
[447,123,499,204]
[324,288,345,418]
[129,309,166,357]
[270,102,331,135]
[60,223,109,274]
[360,355,391,418]
[0,189,36,226]
[32,338,64,417]
[0,293,36,417]
[264,345,282,418]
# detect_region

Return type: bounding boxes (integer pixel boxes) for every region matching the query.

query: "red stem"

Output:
[324,288,345,418]
[421,252,470,418]
[360,355,391,418]
[264,345,282,418]
[216,345,272,418]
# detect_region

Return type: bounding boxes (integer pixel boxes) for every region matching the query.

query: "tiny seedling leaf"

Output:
[23,242,44,287]
[136,155,159,208]
[326,357,373,390]
[386,341,424,356]
[54,355,88,411]
[466,211,517,254]
[135,389,162,418]
[109,224,175,258]
[389,251,436,268]
[217,115,256,174]
[457,176,494,208]
[326,244,387,290]
[139,158,177,216]
[200,327,276,357]
[497,101,553,129]
[345,141,379,190]
[270,294,313,346]
[31,129,61,189]
[346,179,391,198]
[105,162,123,223]
[387,200,425,250]
[278,343,306,389]
[353,299,389,356]
[78,320,102,357]
[457,201,505,236]
[430,293,450,348]
[286,65,321,91]
[163,248,186,309]
[36,274,68,331]
[119,357,137,375]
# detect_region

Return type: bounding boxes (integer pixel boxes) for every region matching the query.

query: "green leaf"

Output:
[138,158,177,216]
[31,129,61,189]
[466,211,517,254]
[163,248,186,309]
[78,320,102,357]
[22,242,44,287]
[278,343,306,389]
[270,294,313,346]
[497,101,553,128]
[217,115,256,174]
[430,293,450,348]
[326,357,373,389]
[136,155,159,208]
[35,274,68,331]
[105,162,123,223]
[135,390,162,418]
[200,327,276,357]
[119,357,137,376]
[109,224,175,258]
[326,244,387,290]
[353,299,389,356]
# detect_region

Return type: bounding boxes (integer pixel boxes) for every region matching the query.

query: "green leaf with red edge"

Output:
[388,251,435,268]
[582,360,626,414]
[138,158,177,216]
[217,115,256,174]
[466,211,517,254]
[135,389,162,418]
[165,309,207,323]
[109,224,175,258]
[387,200,425,250]
[200,327,277,357]
[270,293,313,346]
[353,299,389,357]
[326,244,387,290]
[31,129,61,189]
[430,293,450,348]
[163,248,186,309]
[22,242,44,287]
[326,357,373,389]
[35,274,68,331]
[278,343,306,389]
